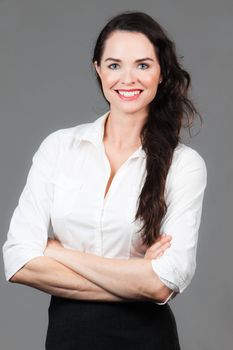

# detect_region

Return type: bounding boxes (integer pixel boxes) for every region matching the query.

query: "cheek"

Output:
[143,73,160,86]
[101,72,118,87]
[141,66,160,85]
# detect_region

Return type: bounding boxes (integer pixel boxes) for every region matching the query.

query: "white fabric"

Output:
[2,111,207,305]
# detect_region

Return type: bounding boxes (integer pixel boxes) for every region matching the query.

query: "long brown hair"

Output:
[92,11,202,246]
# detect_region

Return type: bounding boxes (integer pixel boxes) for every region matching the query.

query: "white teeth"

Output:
[118,90,141,97]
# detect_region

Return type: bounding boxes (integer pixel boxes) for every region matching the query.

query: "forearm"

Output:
[45,248,171,302]
[10,256,126,302]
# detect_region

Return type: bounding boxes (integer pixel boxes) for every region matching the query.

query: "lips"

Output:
[115,89,143,98]
[114,89,143,101]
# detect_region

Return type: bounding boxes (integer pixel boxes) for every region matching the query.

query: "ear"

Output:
[93,61,101,78]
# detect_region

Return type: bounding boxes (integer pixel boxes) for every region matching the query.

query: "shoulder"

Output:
[173,142,207,172]
[37,121,93,152]
[167,142,207,186]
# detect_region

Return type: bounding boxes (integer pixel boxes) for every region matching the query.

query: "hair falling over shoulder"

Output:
[92,11,203,246]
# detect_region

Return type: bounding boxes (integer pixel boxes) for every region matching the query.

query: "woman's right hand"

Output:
[144,234,172,260]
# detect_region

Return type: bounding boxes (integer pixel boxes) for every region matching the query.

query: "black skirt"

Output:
[45,296,180,350]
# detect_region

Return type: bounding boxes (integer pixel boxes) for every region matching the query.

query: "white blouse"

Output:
[2,111,207,305]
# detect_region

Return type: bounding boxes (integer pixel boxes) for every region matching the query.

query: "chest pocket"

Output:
[51,173,87,218]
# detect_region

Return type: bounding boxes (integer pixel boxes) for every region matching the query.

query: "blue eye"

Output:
[138,63,149,69]
[108,63,119,70]
[108,63,149,70]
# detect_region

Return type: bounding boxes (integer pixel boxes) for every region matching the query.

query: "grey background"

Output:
[0,0,232,349]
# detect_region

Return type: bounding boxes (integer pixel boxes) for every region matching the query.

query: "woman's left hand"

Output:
[144,234,172,260]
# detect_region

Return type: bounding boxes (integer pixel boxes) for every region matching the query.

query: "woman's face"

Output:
[94,30,162,116]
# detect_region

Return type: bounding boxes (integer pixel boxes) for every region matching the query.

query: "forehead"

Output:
[102,30,157,59]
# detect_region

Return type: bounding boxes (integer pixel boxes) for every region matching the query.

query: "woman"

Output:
[2,11,207,349]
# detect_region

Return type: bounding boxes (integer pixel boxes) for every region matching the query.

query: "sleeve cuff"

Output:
[153,290,177,305]
[3,250,45,282]
[151,257,188,294]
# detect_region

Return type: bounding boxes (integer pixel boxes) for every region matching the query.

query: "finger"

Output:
[152,235,172,247]
[145,244,168,259]
[157,251,164,258]
[161,241,171,250]
[147,241,171,257]
[161,233,172,240]
[149,237,171,251]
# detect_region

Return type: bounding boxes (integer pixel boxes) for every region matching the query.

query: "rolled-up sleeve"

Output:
[151,147,207,299]
[2,130,60,281]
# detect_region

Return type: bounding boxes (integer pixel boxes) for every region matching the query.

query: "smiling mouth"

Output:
[115,89,143,96]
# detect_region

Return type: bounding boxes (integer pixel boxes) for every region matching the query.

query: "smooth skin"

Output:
[12,234,172,302]
[11,31,175,303]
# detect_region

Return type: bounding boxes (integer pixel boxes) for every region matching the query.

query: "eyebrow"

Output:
[104,57,154,63]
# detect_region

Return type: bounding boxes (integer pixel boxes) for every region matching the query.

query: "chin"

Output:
[120,106,148,115]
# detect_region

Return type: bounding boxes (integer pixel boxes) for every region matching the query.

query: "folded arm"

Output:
[10,234,172,303]
[10,256,125,301]
[43,236,173,303]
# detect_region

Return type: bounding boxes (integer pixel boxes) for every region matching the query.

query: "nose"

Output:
[121,67,136,85]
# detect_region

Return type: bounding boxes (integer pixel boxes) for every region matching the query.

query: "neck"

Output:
[103,110,147,150]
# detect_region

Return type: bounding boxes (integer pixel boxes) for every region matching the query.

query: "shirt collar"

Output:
[78,110,146,159]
